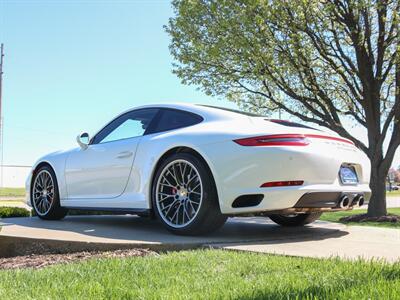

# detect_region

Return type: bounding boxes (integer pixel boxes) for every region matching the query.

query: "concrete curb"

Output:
[0,235,204,258]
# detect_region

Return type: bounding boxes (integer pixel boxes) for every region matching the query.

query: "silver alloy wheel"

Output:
[155,159,203,228]
[32,170,55,216]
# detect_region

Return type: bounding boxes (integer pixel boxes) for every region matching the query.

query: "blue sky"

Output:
[0,0,235,166]
[0,0,399,168]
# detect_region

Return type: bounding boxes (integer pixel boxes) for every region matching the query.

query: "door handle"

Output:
[116,151,133,159]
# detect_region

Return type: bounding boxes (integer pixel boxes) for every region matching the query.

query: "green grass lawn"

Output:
[387,190,400,197]
[0,187,25,197]
[0,250,399,299]
[0,200,24,206]
[321,208,400,229]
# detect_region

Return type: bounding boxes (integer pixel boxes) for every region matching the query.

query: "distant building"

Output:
[0,165,31,188]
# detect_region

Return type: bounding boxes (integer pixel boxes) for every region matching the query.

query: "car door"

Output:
[65,108,158,199]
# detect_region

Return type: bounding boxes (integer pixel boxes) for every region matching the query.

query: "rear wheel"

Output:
[31,166,68,220]
[269,212,322,227]
[152,153,227,235]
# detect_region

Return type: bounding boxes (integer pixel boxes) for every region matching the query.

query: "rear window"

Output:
[150,109,203,133]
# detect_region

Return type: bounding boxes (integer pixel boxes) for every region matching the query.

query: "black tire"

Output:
[269,212,322,227]
[152,153,227,235]
[31,165,68,220]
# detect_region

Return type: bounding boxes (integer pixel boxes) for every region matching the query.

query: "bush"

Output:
[0,207,31,218]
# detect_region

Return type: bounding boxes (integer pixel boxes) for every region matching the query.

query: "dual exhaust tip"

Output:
[339,194,364,209]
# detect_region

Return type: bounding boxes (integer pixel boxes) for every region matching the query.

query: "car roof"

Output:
[127,102,256,121]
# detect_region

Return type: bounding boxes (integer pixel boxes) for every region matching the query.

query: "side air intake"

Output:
[232,194,264,208]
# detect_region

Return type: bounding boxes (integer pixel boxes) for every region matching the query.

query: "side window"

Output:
[92,109,158,144]
[150,109,203,134]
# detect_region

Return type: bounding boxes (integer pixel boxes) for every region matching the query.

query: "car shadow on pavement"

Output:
[0,215,348,247]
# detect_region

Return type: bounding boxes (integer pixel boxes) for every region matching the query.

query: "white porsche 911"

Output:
[26,103,371,235]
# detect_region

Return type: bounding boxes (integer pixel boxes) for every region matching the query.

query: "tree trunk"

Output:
[367,164,387,217]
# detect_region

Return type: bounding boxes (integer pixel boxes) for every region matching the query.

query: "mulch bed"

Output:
[340,213,400,223]
[0,249,157,270]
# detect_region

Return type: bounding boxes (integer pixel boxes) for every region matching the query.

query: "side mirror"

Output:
[76,132,90,150]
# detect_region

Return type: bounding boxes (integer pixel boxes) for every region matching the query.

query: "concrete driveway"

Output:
[217,225,400,262]
[0,215,399,262]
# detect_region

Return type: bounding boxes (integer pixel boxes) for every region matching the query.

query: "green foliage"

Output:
[0,207,30,218]
[0,250,399,299]
[167,0,400,216]
[166,0,398,131]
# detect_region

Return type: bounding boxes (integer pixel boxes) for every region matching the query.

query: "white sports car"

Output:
[26,103,371,235]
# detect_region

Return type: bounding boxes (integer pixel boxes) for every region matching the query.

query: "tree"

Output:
[166,0,399,217]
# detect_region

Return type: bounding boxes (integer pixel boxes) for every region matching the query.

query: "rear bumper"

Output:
[219,183,371,215]
[200,138,371,214]
[293,191,367,208]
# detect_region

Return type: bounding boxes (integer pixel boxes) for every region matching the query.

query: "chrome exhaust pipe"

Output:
[357,196,365,207]
[351,195,359,207]
[339,195,350,209]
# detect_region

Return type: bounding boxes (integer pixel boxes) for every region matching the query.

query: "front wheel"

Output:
[269,212,322,227]
[152,153,227,235]
[31,166,68,220]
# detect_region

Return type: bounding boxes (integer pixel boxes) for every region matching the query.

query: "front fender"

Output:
[27,149,74,203]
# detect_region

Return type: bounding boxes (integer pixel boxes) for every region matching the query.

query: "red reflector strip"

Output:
[261,180,304,188]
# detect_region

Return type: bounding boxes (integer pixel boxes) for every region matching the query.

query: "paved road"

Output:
[0,215,399,262]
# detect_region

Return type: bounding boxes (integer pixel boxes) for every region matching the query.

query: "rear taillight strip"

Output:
[304,134,354,145]
[234,134,309,146]
[234,133,353,146]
